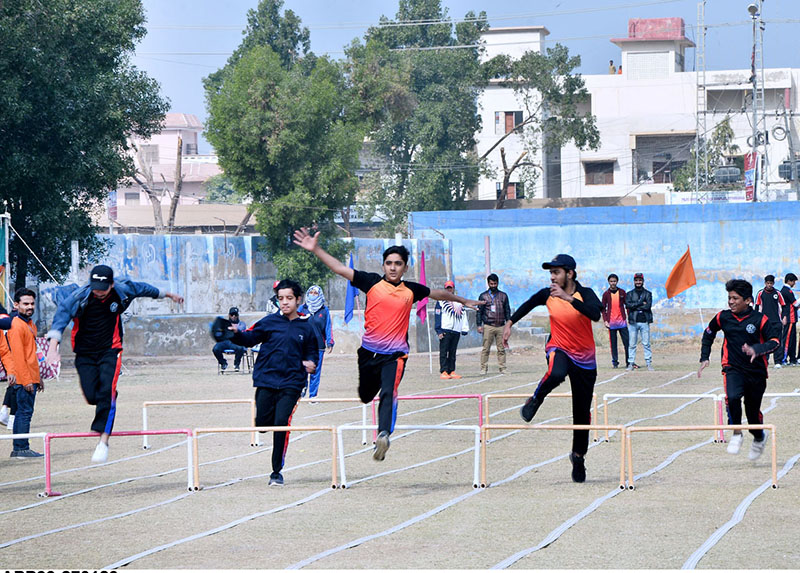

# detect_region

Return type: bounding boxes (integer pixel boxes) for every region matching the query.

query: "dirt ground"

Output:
[2,338,799,570]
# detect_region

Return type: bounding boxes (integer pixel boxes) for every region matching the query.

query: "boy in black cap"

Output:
[45,265,183,463]
[698,279,779,459]
[212,306,247,372]
[503,254,603,483]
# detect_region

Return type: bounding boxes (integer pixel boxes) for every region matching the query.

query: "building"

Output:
[475,18,800,204]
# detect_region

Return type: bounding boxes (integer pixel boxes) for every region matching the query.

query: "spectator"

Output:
[625,272,654,371]
[265,280,280,315]
[601,273,629,368]
[212,307,247,372]
[755,274,786,367]
[609,60,617,74]
[298,285,334,398]
[435,280,469,379]
[779,273,799,366]
[477,273,511,375]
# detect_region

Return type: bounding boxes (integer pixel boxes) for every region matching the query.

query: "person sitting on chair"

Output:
[212,307,247,372]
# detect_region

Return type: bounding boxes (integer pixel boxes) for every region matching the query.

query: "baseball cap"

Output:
[634,272,644,279]
[272,280,280,289]
[542,254,576,271]
[229,306,239,316]
[89,265,114,290]
[444,280,455,288]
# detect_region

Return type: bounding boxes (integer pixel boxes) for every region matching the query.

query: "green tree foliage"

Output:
[0,0,168,286]
[204,0,362,286]
[483,44,600,205]
[202,174,241,204]
[346,0,488,233]
[671,117,739,192]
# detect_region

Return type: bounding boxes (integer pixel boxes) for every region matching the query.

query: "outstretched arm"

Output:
[293,228,354,281]
[429,288,483,310]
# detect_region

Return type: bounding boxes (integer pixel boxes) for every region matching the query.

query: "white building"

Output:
[476,18,800,203]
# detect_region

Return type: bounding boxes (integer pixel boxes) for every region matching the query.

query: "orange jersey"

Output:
[0,315,40,386]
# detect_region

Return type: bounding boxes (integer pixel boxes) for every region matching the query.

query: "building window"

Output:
[583,161,615,185]
[494,111,524,135]
[124,192,140,204]
[495,181,525,199]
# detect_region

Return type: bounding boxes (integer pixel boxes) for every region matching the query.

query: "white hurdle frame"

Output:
[142,399,260,449]
[603,393,723,442]
[1,432,47,479]
[336,424,482,489]
[297,397,370,444]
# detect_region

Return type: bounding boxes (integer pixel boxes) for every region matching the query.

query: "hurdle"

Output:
[483,394,600,442]
[141,399,259,449]
[603,393,723,442]
[298,397,370,444]
[191,426,338,490]
[40,429,193,497]
[624,424,777,490]
[480,424,627,489]
[370,395,484,442]
[336,424,481,488]
[1,432,47,486]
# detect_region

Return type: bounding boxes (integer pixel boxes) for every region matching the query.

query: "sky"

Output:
[133,0,800,154]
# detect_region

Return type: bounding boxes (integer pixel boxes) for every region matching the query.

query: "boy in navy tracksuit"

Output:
[698,279,779,460]
[231,279,318,486]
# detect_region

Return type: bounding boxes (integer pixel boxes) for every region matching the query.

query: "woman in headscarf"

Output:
[298,285,334,398]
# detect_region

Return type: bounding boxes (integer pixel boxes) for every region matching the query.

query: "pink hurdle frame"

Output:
[370,394,484,442]
[41,429,193,497]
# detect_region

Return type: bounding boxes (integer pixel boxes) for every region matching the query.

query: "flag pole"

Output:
[427,308,433,373]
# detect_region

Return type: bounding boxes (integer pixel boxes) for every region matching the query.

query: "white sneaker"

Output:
[775,363,782,369]
[726,433,743,454]
[6,415,14,431]
[749,432,768,461]
[0,406,9,426]
[92,441,109,463]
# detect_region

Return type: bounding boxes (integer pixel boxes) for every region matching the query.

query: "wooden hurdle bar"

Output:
[480,424,626,489]
[142,399,259,449]
[191,426,338,490]
[624,424,777,490]
[603,393,724,442]
[369,394,484,443]
[41,429,194,497]
[297,397,370,444]
[336,424,482,488]
[483,394,600,442]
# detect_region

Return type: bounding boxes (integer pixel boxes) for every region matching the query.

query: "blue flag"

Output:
[344,253,358,324]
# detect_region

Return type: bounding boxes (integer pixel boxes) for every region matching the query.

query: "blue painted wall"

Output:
[410,202,800,337]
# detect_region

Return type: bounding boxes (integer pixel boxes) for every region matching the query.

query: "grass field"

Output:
[2,339,799,569]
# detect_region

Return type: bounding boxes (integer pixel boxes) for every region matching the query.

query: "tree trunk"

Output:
[132,174,164,233]
[167,136,183,232]
[13,248,28,289]
[233,208,253,236]
[494,148,532,210]
[341,206,352,237]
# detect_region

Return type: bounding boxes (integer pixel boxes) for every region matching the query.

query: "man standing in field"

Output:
[601,273,629,368]
[293,228,481,462]
[755,274,786,367]
[476,274,511,375]
[698,279,778,459]
[503,254,602,483]
[625,272,654,371]
[778,273,798,366]
[45,265,184,462]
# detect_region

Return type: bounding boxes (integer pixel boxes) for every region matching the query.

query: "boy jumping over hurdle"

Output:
[698,279,779,460]
[293,228,482,462]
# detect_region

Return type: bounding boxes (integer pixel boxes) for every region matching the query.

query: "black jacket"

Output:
[232,312,318,391]
[700,307,780,377]
[476,289,511,327]
[625,287,653,324]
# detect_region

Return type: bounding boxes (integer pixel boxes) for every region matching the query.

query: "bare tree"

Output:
[133,147,165,233]
[166,135,183,232]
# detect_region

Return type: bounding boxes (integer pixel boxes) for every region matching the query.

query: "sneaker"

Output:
[269,473,284,486]
[569,452,586,483]
[6,415,14,431]
[647,364,655,371]
[448,372,462,379]
[499,368,507,374]
[612,364,619,369]
[439,372,451,379]
[480,368,488,375]
[10,449,43,458]
[0,406,8,426]
[726,433,743,455]
[373,431,390,461]
[749,432,768,461]
[234,365,240,372]
[520,396,542,423]
[220,362,228,372]
[300,386,307,398]
[625,364,634,372]
[775,363,782,369]
[92,441,109,463]
[633,363,641,370]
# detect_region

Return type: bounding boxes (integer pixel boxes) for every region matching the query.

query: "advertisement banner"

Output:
[744,151,758,201]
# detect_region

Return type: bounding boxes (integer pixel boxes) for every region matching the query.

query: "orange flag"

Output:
[665,246,697,298]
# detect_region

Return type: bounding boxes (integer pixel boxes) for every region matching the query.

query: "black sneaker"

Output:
[373,431,390,461]
[520,396,541,423]
[569,452,586,483]
[269,473,284,486]
[10,449,43,458]
[301,386,307,398]
[220,362,228,372]
[234,365,240,372]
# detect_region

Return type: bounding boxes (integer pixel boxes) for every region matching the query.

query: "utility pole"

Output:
[694,1,707,203]
[748,2,760,201]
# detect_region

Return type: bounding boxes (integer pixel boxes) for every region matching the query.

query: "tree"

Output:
[346,0,488,234]
[203,174,241,204]
[0,0,168,285]
[483,44,600,208]
[671,117,739,193]
[204,0,362,286]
